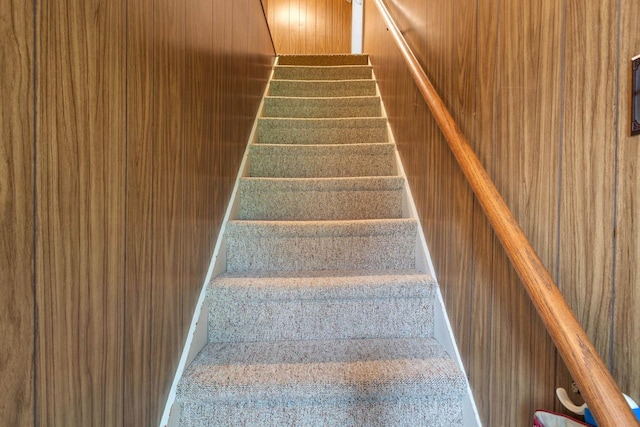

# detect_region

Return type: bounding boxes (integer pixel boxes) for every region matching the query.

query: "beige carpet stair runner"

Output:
[176,54,467,426]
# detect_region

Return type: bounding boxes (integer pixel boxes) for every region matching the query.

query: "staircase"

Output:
[176,54,469,426]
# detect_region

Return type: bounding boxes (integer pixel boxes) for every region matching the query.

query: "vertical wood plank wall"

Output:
[36,0,127,424]
[0,1,34,426]
[364,0,640,425]
[0,0,275,425]
[266,0,351,54]
[614,0,640,400]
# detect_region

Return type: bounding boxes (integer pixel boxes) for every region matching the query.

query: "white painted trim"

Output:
[351,0,363,54]
[374,67,482,427]
[374,68,435,277]
[159,58,277,427]
[434,287,483,427]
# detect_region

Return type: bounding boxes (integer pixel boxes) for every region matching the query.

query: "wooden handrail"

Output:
[372,0,639,425]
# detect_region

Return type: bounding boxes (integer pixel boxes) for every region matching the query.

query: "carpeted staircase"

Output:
[176,54,468,426]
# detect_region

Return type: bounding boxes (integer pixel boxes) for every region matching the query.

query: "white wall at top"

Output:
[351,0,363,53]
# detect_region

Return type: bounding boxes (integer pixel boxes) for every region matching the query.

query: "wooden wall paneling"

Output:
[224,0,237,224]
[267,0,350,54]
[151,0,186,423]
[183,0,215,332]
[36,0,126,425]
[489,0,562,424]
[339,0,351,53]
[468,0,499,423]
[300,0,310,56]
[613,0,640,401]
[0,1,35,425]
[264,0,275,51]
[330,0,338,52]
[315,0,327,53]
[272,0,289,53]
[230,0,246,192]
[426,0,452,285]
[304,0,316,53]
[331,0,348,53]
[556,0,619,408]
[284,0,295,53]
[441,0,477,372]
[124,0,155,424]
[211,0,226,233]
[291,0,302,55]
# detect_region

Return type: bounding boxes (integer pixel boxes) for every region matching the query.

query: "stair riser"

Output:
[239,189,403,220]
[273,66,372,80]
[249,143,397,178]
[278,54,369,66]
[226,234,416,272]
[250,151,396,177]
[208,297,434,342]
[257,117,388,145]
[269,80,377,97]
[257,124,388,144]
[263,97,381,118]
[180,399,463,427]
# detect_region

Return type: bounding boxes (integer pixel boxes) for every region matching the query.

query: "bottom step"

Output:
[177,338,466,426]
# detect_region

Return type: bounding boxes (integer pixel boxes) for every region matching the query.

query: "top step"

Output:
[278,54,369,66]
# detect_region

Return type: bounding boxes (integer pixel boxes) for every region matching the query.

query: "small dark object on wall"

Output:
[632,55,640,136]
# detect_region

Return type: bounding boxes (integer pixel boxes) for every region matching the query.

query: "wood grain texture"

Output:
[149,1,187,423]
[124,0,155,424]
[30,0,274,425]
[561,0,617,366]
[36,0,127,425]
[123,0,274,424]
[556,0,619,411]
[266,0,351,54]
[613,0,640,402]
[6,0,271,424]
[0,1,35,425]
[468,0,499,423]
[365,0,640,424]
[183,0,214,336]
[490,0,562,424]
[442,0,476,374]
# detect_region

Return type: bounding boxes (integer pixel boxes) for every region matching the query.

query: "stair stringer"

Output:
[378,72,482,427]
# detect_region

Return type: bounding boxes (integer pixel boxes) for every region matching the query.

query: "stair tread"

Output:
[238,176,404,220]
[273,65,373,81]
[226,218,416,237]
[263,96,381,118]
[265,95,380,100]
[275,65,373,70]
[179,338,466,403]
[251,142,395,152]
[259,117,387,126]
[239,176,403,191]
[210,270,436,301]
[269,79,377,98]
[257,117,388,144]
[225,219,416,272]
[249,143,397,178]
